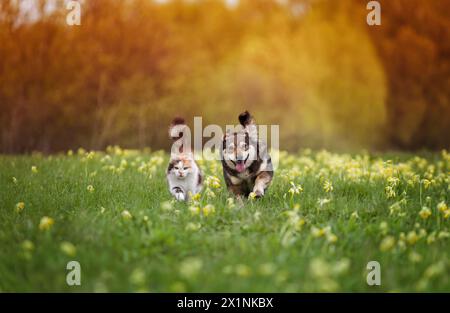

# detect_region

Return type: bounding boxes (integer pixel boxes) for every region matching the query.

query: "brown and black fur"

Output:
[220,111,274,198]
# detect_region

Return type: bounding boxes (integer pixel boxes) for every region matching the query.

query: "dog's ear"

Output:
[238,111,254,127]
[239,111,258,141]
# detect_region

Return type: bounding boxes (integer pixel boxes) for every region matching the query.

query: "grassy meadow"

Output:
[0,147,449,292]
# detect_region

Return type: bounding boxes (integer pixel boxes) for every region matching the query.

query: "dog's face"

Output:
[222,131,257,173]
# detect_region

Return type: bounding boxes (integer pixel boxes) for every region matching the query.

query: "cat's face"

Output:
[169,158,193,179]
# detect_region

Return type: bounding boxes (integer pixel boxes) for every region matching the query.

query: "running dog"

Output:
[220,111,274,198]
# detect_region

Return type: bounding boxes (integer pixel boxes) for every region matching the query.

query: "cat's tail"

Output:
[169,117,187,140]
[169,117,190,154]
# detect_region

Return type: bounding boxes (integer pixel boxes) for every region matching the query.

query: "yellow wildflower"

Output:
[318,198,331,207]
[427,232,436,245]
[289,182,303,195]
[311,226,330,238]
[179,257,203,279]
[235,264,252,277]
[424,262,445,279]
[31,166,38,173]
[87,185,95,193]
[379,221,389,234]
[60,241,77,257]
[15,202,25,213]
[421,179,431,189]
[248,192,257,200]
[161,201,173,211]
[185,222,201,231]
[443,210,450,219]
[21,240,34,251]
[406,231,419,245]
[205,188,215,198]
[387,176,400,187]
[438,231,450,239]
[202,204,215,217]
[39,216,55,231]
[205,176,221,189]
[419,207,431,219]
[379,236,395,252]
[121,210,133,220]
[258,263,276,276]
[190,193,201,202]
[437,201,447,213]
[323,180,333,193]
[385,186,396,198]
[188,206,201,216]
[408,251,422,263]
[327,233,338,243]
[226,197,235,209]
[170,282,186,293]
[129,268,146,286]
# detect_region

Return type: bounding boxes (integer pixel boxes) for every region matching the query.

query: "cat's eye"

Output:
[174,167,179,170]
[183,167,188,170]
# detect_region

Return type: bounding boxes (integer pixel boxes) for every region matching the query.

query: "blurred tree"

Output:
[0,0,447,153]
[366,0,450,149]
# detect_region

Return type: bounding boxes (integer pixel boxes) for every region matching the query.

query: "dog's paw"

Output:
[254,189,264,198]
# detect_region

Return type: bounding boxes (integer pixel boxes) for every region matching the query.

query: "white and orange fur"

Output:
[166,118,202,201]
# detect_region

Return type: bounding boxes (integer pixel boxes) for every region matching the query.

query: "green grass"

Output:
[0,148,449,292]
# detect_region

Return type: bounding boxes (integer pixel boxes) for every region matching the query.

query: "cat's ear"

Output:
[167,159,177,172]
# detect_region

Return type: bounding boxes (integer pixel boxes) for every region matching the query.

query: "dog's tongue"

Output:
[236,162,245,173]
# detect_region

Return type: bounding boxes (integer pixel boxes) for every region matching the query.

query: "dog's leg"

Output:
[227,184,246,197]
[253,171,273,198]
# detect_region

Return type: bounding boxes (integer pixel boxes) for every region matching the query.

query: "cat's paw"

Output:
[175,192,185,201]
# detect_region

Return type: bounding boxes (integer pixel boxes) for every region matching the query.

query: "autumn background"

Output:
[1,0,450,292]
[0,0,449,154]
